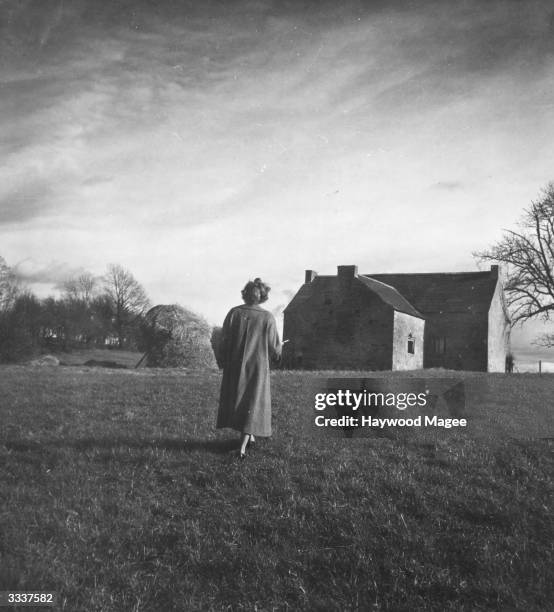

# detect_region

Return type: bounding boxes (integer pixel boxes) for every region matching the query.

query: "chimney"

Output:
[337,265,358,280]
[305,270,318,283]
[490,264,499,278]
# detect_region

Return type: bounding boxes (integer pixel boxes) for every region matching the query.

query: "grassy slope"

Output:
[0,368,552,611]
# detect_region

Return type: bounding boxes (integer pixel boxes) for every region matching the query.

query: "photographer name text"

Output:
[314,415,467,429]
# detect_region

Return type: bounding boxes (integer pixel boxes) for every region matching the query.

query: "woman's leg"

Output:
[240,433,256,456]
[240,433,250,456]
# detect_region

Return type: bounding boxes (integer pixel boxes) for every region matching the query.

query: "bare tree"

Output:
[62,272,98,304]
[0,256,19,313]
[474,182,554,345]
[103,264,150,348]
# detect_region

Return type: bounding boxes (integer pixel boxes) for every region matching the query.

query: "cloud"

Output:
[14,258,91,286]
[1,0,554,331]
[81,175,113,187]
[431,181,464,191]
[0,179,56,225]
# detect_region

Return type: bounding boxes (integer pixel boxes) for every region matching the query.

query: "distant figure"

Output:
[505,353,514,373]
[216,278,282,458]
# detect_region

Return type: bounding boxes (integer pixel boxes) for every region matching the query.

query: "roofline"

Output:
[297,271,495,277]
[363,271,494,277]
[357,276,424,319]
[284,269,499,313]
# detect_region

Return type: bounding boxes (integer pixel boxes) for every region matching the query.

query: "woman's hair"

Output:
[241,278,270,305]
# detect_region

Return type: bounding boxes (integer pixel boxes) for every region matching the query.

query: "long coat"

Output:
[216,304,282,437]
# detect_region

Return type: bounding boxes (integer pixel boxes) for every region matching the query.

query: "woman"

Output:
[216,278,282,458]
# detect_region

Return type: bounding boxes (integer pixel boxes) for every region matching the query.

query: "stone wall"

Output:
[283,281,395,370]
[487,280,510,372]
[423,312,488,371]
[392,311,425,370]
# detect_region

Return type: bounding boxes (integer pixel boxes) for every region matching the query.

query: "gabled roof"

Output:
[284,274,423,318]
[357,276,423,318]
[364,272,498,314]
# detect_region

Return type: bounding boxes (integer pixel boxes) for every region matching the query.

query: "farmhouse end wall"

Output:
[283,278,395,370]
[487,279,510,372]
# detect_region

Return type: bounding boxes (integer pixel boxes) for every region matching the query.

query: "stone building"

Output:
[283,264,510,372]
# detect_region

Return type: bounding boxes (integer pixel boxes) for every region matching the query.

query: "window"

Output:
[433,336,446,354]
[407,334,415,354]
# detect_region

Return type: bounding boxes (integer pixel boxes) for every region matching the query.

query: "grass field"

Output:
[0,366,552,611]
[54,348,142,368]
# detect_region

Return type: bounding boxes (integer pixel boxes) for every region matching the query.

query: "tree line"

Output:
[0,260,151,362]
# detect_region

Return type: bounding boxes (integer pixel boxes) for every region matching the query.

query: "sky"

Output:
[2,0,554,366]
